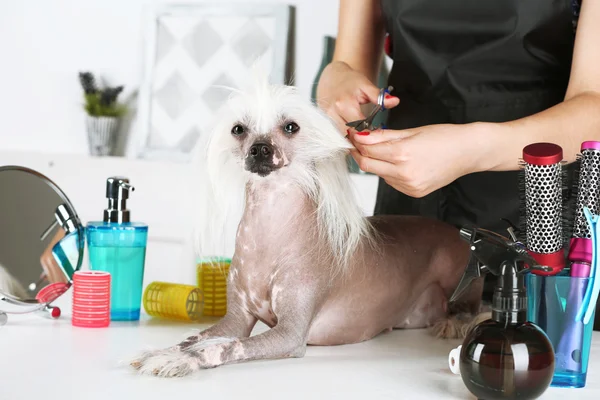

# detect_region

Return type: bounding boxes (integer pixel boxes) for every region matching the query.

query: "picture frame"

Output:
[129,3,294,162]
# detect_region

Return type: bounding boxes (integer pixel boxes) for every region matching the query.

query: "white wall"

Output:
[0,0,340,155]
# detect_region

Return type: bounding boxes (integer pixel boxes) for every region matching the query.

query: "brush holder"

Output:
[197,257,230,317]
[527,274,596,388]
[143,281,204,321]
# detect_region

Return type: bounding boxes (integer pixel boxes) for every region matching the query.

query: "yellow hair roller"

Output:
[197,257,230,317]
[143,281,204,321]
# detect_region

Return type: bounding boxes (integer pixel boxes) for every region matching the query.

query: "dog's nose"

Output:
[249,142,273,159]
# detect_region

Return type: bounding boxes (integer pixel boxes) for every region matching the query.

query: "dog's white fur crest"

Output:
[191,68,374,277]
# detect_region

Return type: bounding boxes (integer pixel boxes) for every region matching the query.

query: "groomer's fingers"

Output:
[352,138,402,162]
[349,149,398,176]
[361,85,401,109]
[350,128,419,144]
[336,101,365,128]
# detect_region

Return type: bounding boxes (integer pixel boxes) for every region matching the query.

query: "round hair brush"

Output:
[519,143,566,275]
[568,141,600,276]
[555,141,600,373]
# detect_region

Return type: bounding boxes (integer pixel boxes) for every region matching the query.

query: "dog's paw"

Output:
[130,347,200,378]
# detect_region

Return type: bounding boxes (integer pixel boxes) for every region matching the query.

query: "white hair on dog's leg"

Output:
[131,338,239,377]
[134,347,200,378]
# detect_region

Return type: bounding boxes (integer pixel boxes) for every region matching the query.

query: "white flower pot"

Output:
[85,116,119,156]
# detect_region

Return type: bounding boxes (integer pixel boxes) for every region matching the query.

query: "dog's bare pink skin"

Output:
[131,179,480,376]
[130,81,482,378]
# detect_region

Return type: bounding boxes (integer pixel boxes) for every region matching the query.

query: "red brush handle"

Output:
[523,143,563,165]
[528,250,565,276]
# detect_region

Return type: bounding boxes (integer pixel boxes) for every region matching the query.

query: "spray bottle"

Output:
[450,225,555,400]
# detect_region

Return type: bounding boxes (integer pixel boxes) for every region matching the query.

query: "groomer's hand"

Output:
[348,123,490,198]
[40,229,68,284]
[316,61,400,135]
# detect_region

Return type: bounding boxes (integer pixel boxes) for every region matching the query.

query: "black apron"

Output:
[378,0,577,304]
[377,0,575,234]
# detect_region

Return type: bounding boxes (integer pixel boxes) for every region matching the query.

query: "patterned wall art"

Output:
[131,3,294,162]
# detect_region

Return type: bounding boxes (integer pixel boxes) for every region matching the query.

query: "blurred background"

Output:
[0,0,380,288]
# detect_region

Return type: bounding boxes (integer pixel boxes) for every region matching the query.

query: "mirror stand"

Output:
[0,166,85,324]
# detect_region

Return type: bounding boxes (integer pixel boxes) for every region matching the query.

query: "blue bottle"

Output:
[86,177,148,321]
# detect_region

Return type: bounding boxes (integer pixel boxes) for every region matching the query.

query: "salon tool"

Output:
[197,258,230,317]
[454,226,555,400]
[0,166,85,325]
[450,224,552,302]
[568,141,600,277]
[143,281,204,321]
[578,208,600,324]
[345,86,393,131]
[518,143,567,350]
[71,270,111,328]
[35,282,68,303]
[553,142,600,376]
[87,177,148,321]
[529,202,597,389]
[528,273,595,388]
[519,143,567,275]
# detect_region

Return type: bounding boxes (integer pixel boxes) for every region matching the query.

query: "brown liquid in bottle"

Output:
[459,319,555,400]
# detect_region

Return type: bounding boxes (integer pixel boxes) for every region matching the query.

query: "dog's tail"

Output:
[431,303,492,339]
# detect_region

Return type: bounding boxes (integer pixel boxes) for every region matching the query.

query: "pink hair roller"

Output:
[72,271,111,328]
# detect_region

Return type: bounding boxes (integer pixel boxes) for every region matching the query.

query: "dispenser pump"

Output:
[103,177,135,223]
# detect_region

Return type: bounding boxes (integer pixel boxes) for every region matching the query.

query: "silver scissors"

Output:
[346,86,393,132]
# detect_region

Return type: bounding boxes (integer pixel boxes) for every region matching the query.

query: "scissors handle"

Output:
[345,86,393,131]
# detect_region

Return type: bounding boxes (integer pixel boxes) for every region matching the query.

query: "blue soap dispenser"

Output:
[86,177,148,321]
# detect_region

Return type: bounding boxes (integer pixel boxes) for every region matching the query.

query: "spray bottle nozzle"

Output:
[450,225,552,302]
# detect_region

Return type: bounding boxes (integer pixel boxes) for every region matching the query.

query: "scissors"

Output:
[346,86,394,132]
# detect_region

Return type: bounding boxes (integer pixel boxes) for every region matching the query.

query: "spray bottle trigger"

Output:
[450,254,485,303]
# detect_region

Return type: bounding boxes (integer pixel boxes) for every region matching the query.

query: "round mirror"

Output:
[0,166,84,323]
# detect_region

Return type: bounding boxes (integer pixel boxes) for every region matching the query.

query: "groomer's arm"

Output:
[481,0,600,169]
[316,0,399,133]
[332,0,385,83]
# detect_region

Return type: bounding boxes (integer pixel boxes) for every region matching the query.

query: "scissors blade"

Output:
[346,120,364,128]
[345,86,393,132]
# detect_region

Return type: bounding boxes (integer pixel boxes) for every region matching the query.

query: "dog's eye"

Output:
[284,122,299,134]
[231,124,245,136]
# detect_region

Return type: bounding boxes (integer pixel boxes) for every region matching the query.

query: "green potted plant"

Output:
[78,72,127,156]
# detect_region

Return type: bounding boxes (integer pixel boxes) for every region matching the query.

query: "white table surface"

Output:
[2,289,600,400]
